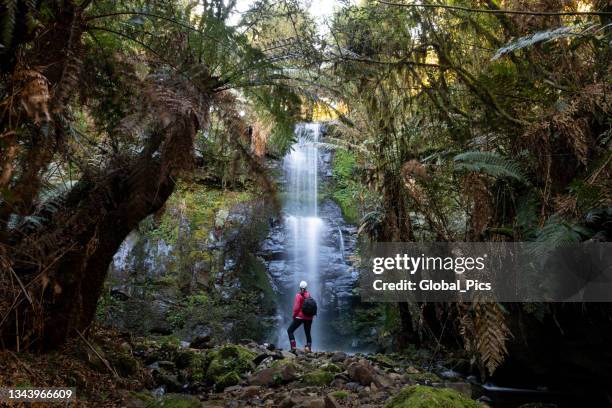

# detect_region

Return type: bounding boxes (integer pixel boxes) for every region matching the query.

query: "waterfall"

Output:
[270,122,359,351]
[276,123,323,348]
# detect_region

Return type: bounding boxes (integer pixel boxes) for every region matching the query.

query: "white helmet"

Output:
[299,281,308,289]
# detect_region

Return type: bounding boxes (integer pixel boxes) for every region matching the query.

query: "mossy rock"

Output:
[321,363,342,373]
[110,351,139,377]
[271,359,298,369]
[384,385,480,408]
[406,372,441,384]
[370,353,396,368]
[302,369,334,386]
[205,344,256,387]
[215,371,241,391]
[187,352,208,382]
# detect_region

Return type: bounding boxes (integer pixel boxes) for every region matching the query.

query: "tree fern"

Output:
[454,151,526,183]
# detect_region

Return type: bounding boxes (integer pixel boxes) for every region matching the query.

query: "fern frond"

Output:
[536,215,587,244]
[454,151,526,183]
[474,302,511,376]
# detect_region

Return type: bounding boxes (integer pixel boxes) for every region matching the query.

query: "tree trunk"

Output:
[2,113,199,351]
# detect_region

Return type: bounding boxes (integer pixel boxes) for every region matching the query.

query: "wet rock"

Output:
[441,381,472,397]
[254,352,273,366]
[330,352,347,363]
[440,368,462,379]
[345,382,364,392]
[154,372,182,392]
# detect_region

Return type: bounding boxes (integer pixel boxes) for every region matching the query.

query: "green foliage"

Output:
[331,150,362,224]
[167,294,211,330]
[331,390,349,399]
[454,151,526,183]
[535,215,590,244]
[515,194,539,238]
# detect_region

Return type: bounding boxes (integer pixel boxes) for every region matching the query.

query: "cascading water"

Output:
[268,123,359,351]
[276,123,323,348]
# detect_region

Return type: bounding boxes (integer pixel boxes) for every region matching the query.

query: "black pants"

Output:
[287,318,312,345]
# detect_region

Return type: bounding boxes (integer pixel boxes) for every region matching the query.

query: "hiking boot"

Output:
[305,344,312,353]
[290,340,297,353]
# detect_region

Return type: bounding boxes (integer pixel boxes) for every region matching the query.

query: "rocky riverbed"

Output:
[121,336,487,408]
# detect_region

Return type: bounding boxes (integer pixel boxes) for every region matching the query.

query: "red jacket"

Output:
[292,291,313,320]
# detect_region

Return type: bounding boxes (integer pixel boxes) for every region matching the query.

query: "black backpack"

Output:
[301,295,317,317]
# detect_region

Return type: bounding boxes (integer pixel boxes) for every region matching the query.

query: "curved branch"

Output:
[378,1,612,17]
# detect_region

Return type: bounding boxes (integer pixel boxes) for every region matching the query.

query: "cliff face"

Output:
[100,183,278,344]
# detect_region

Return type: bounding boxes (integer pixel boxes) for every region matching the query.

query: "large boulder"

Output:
[347,360,376,386]
[249,364,298,386]
[384,385,480,408]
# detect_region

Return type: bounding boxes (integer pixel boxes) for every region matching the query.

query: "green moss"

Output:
[239,254,274,301]
[187,352,208,382]
[321,363,342,373]
[330,150,362,224]
[302,369,334,386]
[384,385,479,408]
[370,353,396,367]
[406,372,441,383]
[215,371,241,391]
[331,390,349,399]
[271,359,298,369]
[205,344,256,386]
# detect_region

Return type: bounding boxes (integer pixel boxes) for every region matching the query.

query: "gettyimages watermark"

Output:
[359,242,612,302]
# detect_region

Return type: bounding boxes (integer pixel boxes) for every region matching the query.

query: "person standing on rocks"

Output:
[287,280,317,352]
